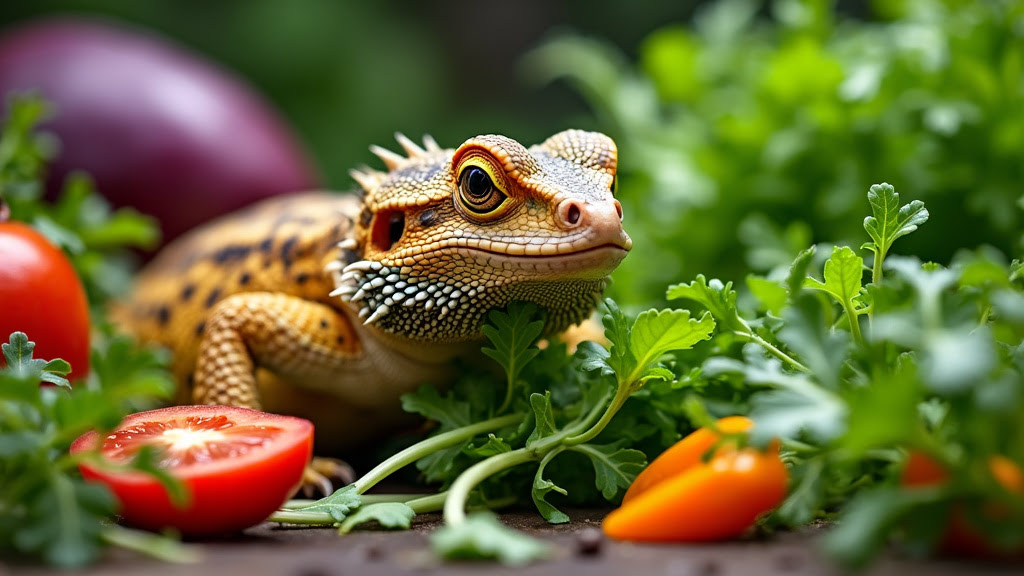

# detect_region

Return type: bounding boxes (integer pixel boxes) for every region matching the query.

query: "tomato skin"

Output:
[71,405,313,536]
[901,451,1024,558]
[604,418,787,542]
[0,221,90,380]
[623,416,753,504]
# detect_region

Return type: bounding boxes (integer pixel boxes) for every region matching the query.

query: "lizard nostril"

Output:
[613,200,623,220]
[567,203,581,225]
[558,200,584,228]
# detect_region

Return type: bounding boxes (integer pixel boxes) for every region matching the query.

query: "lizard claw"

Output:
[300,457,357,498]
[301,466,334,499]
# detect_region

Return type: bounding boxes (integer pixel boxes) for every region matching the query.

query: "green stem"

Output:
[101,524,201,564]
[842,302,864,346]
[563,386,630,446]
[745,332,811,373]
[496,377,516,415]
[443,448,537,526]
[284,493,427,509]
[406,492,448,514]
[872,248,885,288]
[269,509,335,525]
[353,413,522,494]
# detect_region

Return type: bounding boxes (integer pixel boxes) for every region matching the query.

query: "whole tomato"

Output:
[0,220,90,380]
[902,451,1024,558]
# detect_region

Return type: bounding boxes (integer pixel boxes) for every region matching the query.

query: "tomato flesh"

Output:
[72,405,313,536]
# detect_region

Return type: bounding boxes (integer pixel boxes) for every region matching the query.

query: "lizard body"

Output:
[118,130,630,453]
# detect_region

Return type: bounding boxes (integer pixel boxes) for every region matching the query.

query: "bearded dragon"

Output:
[118,130,631,489]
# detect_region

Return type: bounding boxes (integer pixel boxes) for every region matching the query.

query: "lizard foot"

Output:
[301,457,357,497]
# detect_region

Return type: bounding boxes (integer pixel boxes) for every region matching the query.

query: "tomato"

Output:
[71,405,313,536]
[0,221,90,380]
[622,415,753,504]
[603,417,787,542]
[901,451,1024,558]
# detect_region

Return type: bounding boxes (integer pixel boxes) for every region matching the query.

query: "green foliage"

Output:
[526,0,1024,306]
[0,95,160,309]
[0,332,185,567]
[338,502,415,534]
[684,183,1024,566]
[432,513,550,565]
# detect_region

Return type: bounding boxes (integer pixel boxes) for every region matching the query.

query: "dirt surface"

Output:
[5,509,1020,576]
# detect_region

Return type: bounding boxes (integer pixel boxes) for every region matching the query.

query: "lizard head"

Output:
[330,130,631,343]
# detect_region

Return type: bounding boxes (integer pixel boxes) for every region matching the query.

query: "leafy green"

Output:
[432,513,550,565]
[526,1,1023,307]
[0,332,186,567]
[570,442,646,501]
[863,183,930,266]
[481,302,544,412]
[338,502,415,534]
[290,485,361,523]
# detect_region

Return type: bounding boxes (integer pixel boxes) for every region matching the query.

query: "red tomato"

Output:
[71,405,313,536]
[901,451,1024,558]
[604,417,787,542]
[0,221,90,380]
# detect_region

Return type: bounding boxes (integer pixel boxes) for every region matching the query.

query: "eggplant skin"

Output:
[0,18,320,246]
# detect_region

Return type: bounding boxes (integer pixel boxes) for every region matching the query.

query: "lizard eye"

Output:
[456,162,510,221]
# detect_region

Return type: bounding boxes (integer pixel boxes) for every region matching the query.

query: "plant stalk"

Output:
[443,448,537,526]
[353,413,523,494]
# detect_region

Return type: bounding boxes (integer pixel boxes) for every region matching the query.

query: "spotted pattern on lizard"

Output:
[116,130,631,454]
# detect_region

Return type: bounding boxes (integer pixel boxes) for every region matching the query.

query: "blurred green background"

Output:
[1,0,1021,309]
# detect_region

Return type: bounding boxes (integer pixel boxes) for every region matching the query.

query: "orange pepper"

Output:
[603,417,788,542]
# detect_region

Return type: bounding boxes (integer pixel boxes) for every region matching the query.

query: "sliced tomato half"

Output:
[71,405,313,536]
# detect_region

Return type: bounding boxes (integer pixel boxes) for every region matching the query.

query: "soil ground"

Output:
[5,508,1021,576]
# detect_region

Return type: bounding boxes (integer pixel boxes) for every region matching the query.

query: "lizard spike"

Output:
[350,167,383,191]
[350,288,369,302]
[370,145,405,170]
[422,134,441,152]
[324,260,345,273]
[328,286,349,298]
[364,305,391,326]
[343,261,376,274]
[336,238,358,251]
[394,132,425,158]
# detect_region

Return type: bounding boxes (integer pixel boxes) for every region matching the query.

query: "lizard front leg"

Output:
[193,291,360,492]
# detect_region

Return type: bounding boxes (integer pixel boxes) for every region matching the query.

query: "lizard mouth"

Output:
[452,242,630,280]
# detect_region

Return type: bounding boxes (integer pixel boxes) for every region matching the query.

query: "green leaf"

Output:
[706,346,846,443]
[338,502,415,534]
[746,275,788,314]
[629,309,716,377]
[803,245,864,312]
[863,182,929,260]
[293,485,361,523]
[571,442,647,501]
[401,385,472,431]
[667,275,746,333]
[532,452,570,524]
[599,298,635,378]
[464,434,512,458]
[526,392,557,447]
[481,301,544,391]
[786,245,816,296]
[823,487,939,570]
[432,513,550,565]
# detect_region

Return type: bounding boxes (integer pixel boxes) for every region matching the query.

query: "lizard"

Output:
[116,129,631,492]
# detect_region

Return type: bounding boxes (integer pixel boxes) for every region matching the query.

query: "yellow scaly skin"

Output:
[118,130,631,468]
